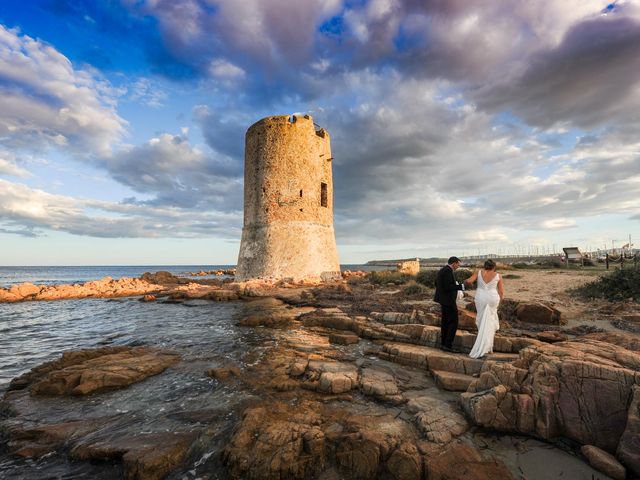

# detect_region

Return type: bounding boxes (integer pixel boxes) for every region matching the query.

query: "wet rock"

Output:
[141,294,156,302]
[425,442,515,480]
[71,431,197,480]
[406,396,468,444]
[329,333,359,345]
[581,445,626,480]
[206,366,241,381]
[8,418,116,459]
[461,340,640,467]
[238,297,299,327]
[618,385,640,475]
[9,346,180,396]
[515,302,562,325]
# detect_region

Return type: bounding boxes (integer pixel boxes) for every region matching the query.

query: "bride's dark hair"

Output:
[484,259,496,270]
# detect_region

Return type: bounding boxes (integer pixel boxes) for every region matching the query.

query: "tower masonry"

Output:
[236,114,341,282]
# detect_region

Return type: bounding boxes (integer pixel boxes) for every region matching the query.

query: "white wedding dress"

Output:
[469,270,501,359]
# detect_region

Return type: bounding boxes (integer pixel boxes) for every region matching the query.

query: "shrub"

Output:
[538,258,563,268]
[367,270,413,285]
[512,262,528,269]
[416,269,438,287]
[402,281,428,296]
[572,266,640,302]
[416,268,472,287]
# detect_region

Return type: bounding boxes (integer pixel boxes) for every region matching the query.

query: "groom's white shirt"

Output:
[448,264,465,290]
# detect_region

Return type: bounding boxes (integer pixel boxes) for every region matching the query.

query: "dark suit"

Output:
[434,265,463,349]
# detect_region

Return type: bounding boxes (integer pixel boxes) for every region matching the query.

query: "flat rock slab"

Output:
[9,346,180,396]
[405,396,468,444]
[432,370,474,392]
[304,360,359,394]
[329,333,359,345]
[71,431,198,480]
[426,442,515,480]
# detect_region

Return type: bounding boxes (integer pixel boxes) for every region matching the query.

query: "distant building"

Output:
[236,114,341,282]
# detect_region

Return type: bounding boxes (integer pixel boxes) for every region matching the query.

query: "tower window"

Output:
[320,182,328,207]
[300,189,303,197]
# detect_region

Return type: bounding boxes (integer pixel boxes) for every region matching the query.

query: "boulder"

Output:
[303,361,359,394]
[618,385,640,475]
[515,302,562,325]
[581,445,626,480]
[461,340,640,475]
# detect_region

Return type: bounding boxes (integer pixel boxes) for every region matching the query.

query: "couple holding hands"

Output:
[434,256,505,359]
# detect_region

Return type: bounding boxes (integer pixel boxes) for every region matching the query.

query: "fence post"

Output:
[606,253,609,270]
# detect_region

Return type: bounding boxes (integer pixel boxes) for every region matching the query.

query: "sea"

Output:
[0,264,393,478]
[0,264,379,391]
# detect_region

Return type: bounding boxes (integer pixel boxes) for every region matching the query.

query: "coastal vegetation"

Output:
[573,266,640,302]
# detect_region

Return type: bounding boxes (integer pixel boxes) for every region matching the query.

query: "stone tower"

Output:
[236,114,341,282]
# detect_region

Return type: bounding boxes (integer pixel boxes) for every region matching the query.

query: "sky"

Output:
[0,0,639,265]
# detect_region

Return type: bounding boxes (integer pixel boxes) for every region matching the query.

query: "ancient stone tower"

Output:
[236,114,341,282]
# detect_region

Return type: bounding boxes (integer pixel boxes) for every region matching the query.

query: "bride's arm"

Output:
[497,275,505,300]
[464,270,478,287]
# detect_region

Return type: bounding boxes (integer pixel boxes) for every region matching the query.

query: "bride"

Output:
[464,259,505,359]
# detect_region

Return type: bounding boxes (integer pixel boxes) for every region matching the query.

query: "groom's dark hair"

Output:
[447,256,461,264]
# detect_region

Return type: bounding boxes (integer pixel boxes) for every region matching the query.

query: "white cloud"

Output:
[0,25,126,155]
[0,178,241,238]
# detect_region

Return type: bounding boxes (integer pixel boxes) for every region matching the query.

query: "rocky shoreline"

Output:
[1,272,639,479]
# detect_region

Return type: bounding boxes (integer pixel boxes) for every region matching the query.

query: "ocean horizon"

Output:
[0,264,383,289]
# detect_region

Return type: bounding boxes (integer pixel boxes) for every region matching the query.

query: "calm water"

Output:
[0,264,383,478]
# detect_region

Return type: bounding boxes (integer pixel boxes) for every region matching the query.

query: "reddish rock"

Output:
[515,302,562,325]
[458,308,477,331]
[537,330,568,343]
[581,445,626,480]
[618,385,640,476]
[206,366,241,381]
[426,443,515,480]
[461,340,640,467]
[9,346,179,396]
[329,333,359,345]
[71,431,197,480]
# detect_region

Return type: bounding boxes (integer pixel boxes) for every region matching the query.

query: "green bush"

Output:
[512,262,528,269]
[402,281,428,296]
[416,267,472,287]
[572,266,640,302]
[416,269,438,287]
[367,270,413,285]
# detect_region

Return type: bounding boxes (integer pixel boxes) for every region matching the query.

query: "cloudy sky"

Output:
[0,0,639,265]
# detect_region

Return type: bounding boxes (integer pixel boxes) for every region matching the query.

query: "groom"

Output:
[434,256,465,352]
